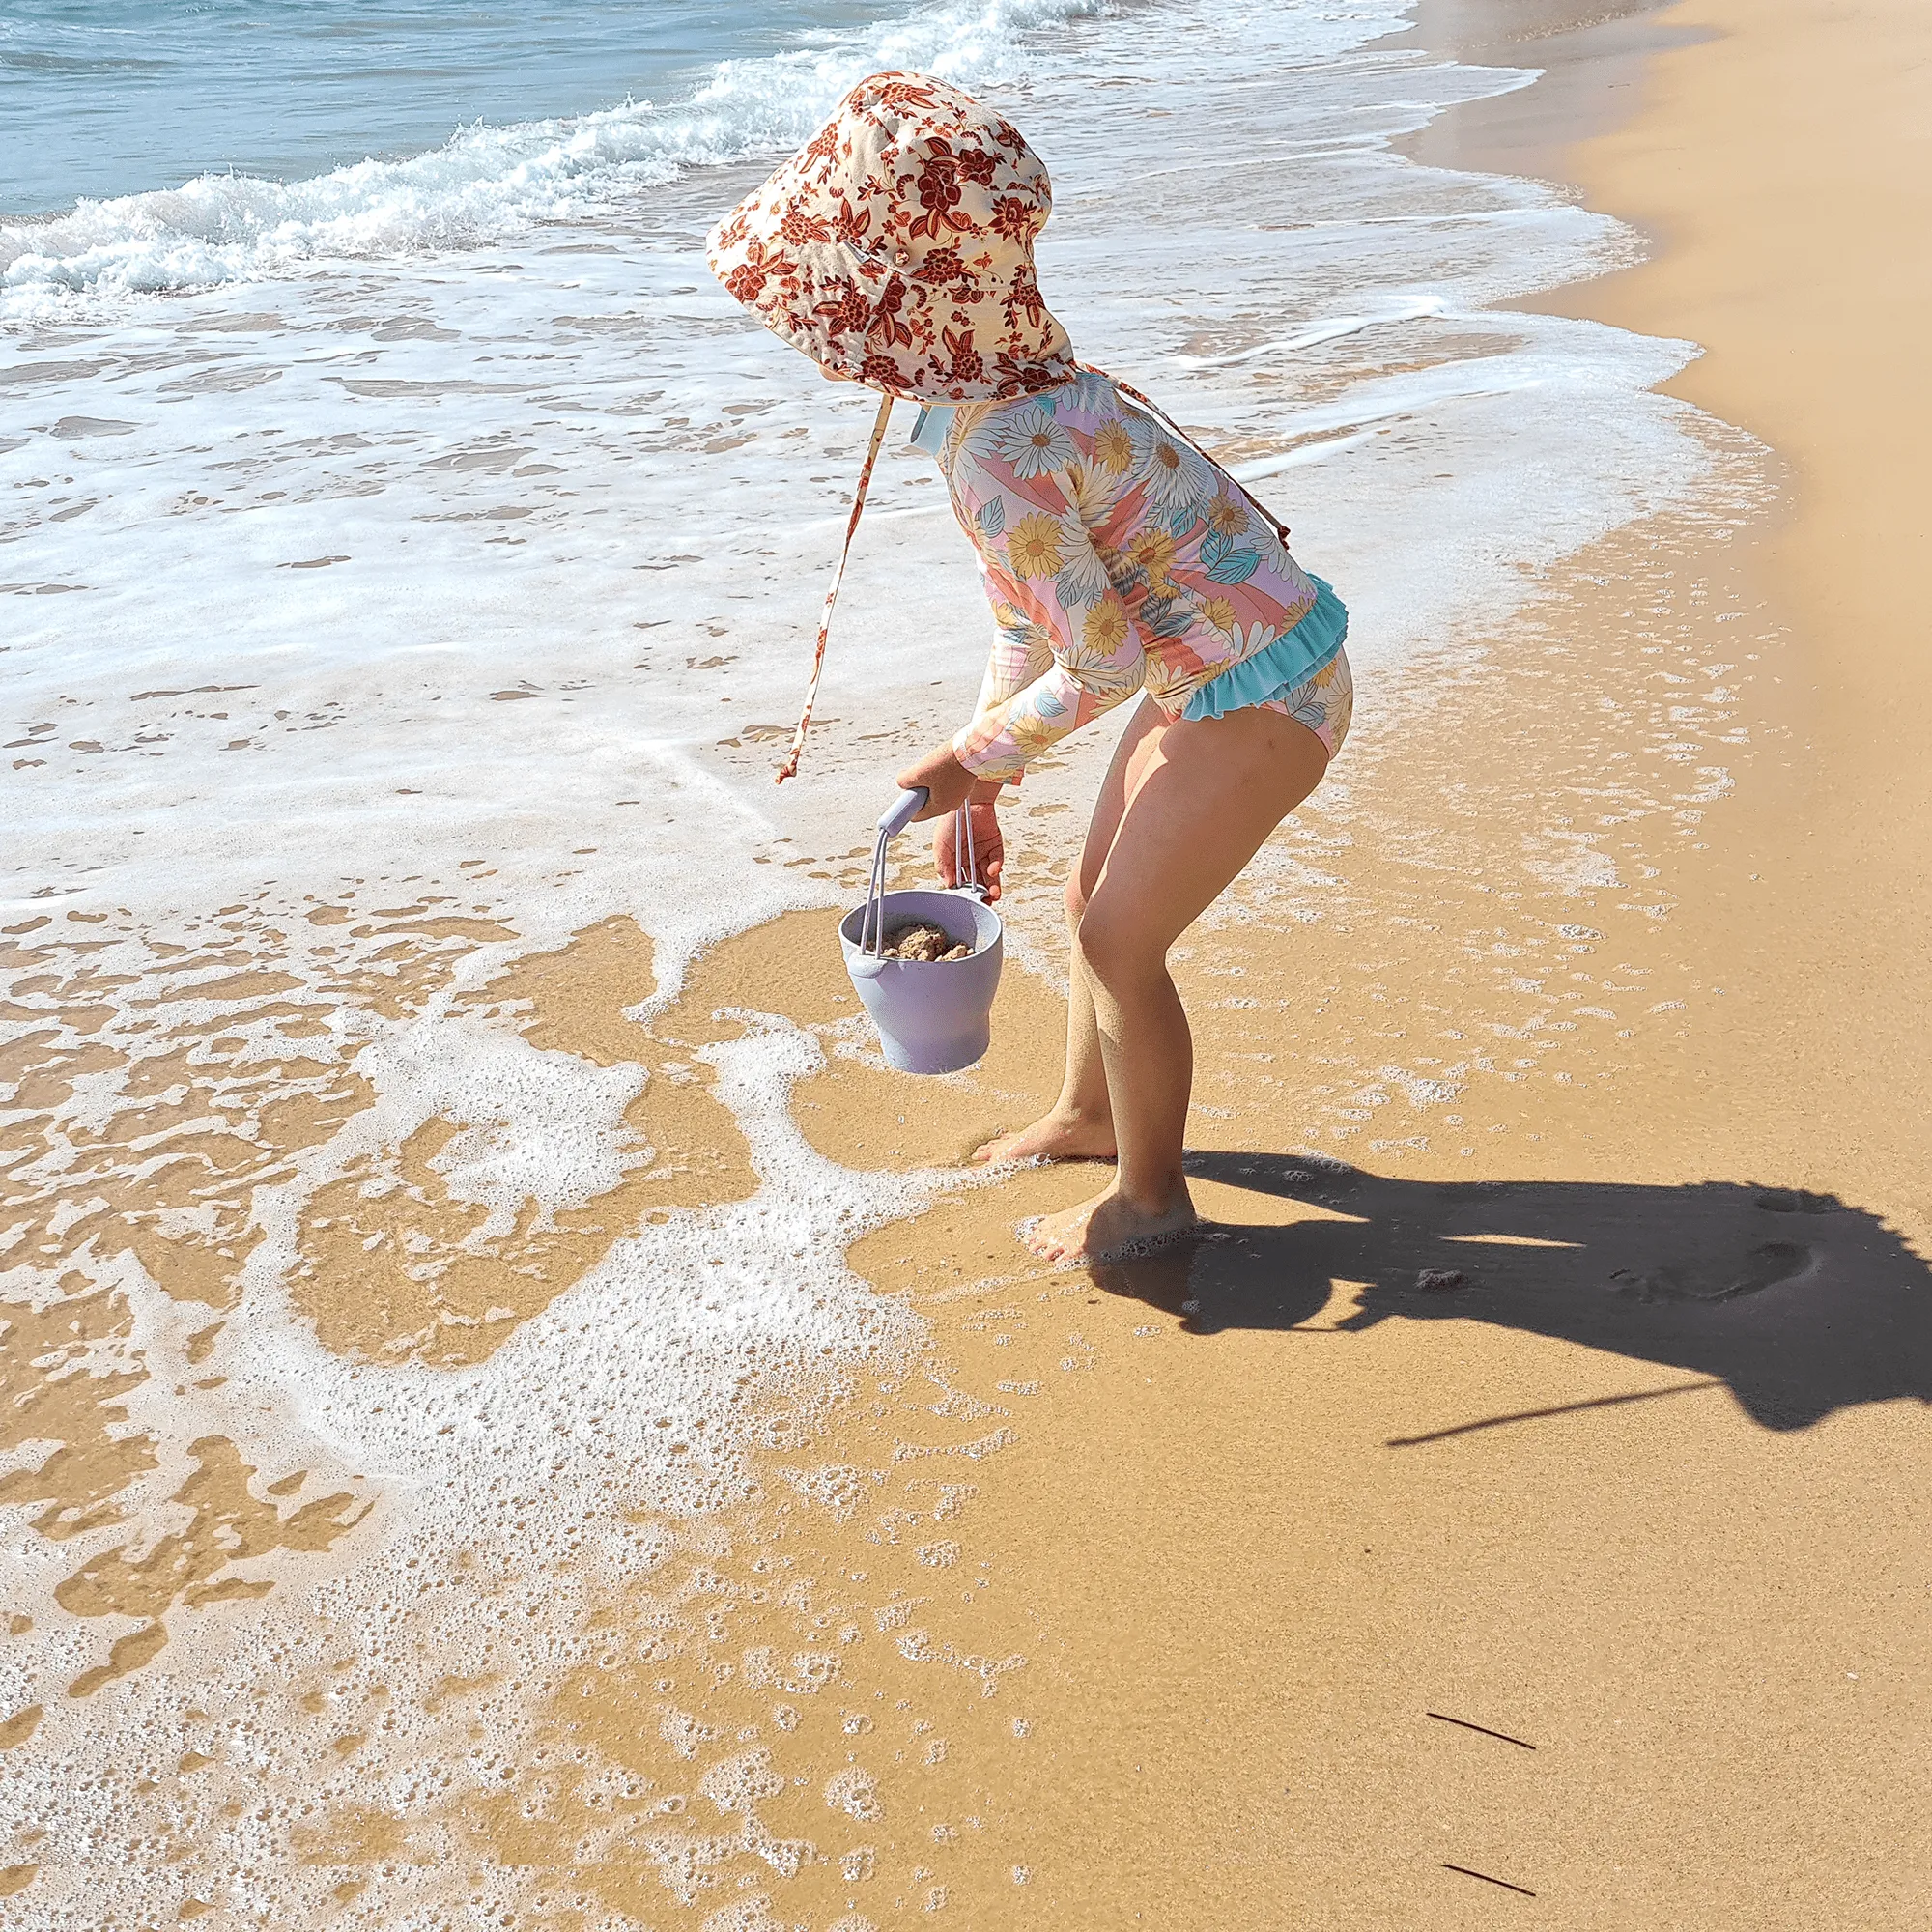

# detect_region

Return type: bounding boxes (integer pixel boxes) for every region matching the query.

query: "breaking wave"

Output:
[0,0,1100,318]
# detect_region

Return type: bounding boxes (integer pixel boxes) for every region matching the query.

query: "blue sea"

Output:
[1,0,921,214]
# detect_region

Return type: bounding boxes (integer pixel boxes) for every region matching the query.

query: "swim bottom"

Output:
[1252,644,1352,761]
[1182,571,1353,761]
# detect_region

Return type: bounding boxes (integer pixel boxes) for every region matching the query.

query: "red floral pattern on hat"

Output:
[705,71,1075,403]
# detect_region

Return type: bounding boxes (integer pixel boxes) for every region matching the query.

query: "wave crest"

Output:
[0,0,1099,318]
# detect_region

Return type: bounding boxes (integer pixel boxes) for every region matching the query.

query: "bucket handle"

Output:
[951,799,987,905]
[862,786,927,957]
[860,788,987,955]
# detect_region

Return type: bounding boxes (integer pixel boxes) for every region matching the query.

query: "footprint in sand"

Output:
[1609,1239,1813,1304]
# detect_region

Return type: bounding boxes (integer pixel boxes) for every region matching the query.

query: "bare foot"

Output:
[971,1110,1117,1165]
[1020,1185,1198,1264]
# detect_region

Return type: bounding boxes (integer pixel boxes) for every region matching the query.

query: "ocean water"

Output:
[0,0,923,215]
[0,0,1763,1919]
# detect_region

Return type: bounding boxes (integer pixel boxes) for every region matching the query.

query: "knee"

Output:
[1062,870,1090,931]
[1072,895,1155,989]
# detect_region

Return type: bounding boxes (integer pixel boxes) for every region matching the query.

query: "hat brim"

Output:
[706,221,1075,405]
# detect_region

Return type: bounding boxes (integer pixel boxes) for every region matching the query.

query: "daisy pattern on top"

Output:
[1051,528,1113,608]
[1091,417,1134,475]
[1060,453,1116,526]
[1053,366,1122,423]
[1226,620,1280,662]
[1206,493,1250,538]
[924,364,1326,784]
[1125,412,1220,523]
[1005,512,1066,579]
[1123,526,1179,599]
[1288,652,1353,741]
[992,404,1077,478]
[1081,594,1132,656]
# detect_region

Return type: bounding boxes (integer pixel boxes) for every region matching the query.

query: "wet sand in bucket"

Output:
[879,920,974,963]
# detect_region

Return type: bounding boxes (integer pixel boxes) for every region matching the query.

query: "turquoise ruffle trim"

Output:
[1181,572,1347,723]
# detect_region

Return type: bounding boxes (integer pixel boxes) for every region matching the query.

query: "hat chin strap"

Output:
[774,388,896,783]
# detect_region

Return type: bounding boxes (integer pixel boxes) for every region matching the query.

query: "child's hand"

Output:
[934,798,1004,901]
[895,742,976,818]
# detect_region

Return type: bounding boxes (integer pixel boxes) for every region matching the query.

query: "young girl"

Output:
[709,71,1351,1264]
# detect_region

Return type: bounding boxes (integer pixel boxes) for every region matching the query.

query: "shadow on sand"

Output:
[1083,1154,1931,1433]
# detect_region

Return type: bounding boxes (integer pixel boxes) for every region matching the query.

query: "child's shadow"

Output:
[1084,1153,1931,1432]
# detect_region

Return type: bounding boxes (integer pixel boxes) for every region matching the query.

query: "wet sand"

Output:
[683,0,1932,1917]
[6,0,1930,1921]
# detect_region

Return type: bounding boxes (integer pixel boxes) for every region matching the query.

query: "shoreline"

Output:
[640,0,1931,1918]
[1394,0,1710,184]
[5,0,1928,1919]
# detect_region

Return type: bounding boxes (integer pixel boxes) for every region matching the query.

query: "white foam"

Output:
[1174,295,1449,367]
[1,1004,967,1922]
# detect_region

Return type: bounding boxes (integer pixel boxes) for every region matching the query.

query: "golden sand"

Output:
[5,0,1930,1920]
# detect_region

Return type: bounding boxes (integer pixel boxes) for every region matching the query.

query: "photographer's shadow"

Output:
[1086,1154,1931,1432]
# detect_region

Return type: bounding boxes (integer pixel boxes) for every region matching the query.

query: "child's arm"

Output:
[969,597,1056,739]
[948,487,1144,783]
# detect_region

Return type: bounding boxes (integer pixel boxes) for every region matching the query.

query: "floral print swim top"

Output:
[923,366,1321,782]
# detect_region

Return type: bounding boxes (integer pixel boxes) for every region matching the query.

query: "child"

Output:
[709,71,1351,1264]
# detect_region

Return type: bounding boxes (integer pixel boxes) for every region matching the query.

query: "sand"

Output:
[6,0,1930,1920]
[696,1,1932,1917]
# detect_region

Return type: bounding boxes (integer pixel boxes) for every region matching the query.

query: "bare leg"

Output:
[973,698,1165,1164]
[1022,703,1331,1264]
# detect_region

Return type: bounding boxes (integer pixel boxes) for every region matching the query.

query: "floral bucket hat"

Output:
[706,70,1075,402]
[706,71,1075,781]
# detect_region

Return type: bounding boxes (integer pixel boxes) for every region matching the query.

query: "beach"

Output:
[4,0,1929,1922]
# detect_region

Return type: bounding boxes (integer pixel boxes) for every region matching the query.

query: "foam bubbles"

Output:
[0,987,967,1921]
[350,1012,649,1238]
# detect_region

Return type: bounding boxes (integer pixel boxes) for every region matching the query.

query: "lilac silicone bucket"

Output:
[839,789,1004,1075]
[838,887,1004,1075]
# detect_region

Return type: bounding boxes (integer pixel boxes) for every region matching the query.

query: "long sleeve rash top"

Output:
[923,366,1322,783]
